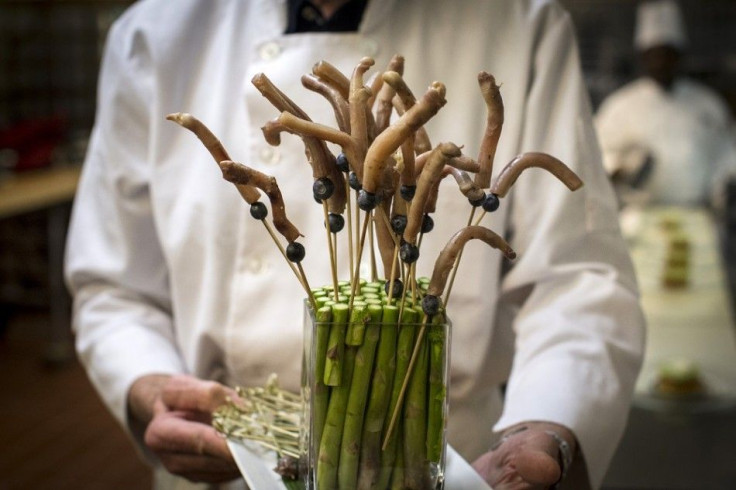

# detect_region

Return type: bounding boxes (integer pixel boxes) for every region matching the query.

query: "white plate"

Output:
[227,439,492,489]
[227,439,287,490]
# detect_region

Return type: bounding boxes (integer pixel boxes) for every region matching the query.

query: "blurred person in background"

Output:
[595,0,736,209]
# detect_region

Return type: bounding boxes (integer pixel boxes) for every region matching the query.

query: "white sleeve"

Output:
[65,16,186,432]
[594,91,641,176]
[493,4,646,488]
[593,99,622,175]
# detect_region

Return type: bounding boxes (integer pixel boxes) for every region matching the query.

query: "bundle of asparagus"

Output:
[305,279,447,489]
[168,55,583,490]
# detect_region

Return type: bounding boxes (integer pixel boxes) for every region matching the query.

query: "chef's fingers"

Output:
[473,426,564,490]
[513,449,561,486]
[473,452,547,490]
[160,374,240,414]
[152,397,168,417]
[153,399,215,424]
[145,409,234,461]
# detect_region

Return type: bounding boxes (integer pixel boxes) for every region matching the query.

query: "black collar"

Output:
[285,0,368,34]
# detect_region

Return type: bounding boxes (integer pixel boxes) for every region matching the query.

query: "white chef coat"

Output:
[595,77,736,206]
[65,1,645,488]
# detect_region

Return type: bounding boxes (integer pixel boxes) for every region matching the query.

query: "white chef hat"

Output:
[634,0,688,51]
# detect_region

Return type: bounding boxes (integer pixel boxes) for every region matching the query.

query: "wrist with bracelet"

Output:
[494,425,574,488]
[545,429,573,488]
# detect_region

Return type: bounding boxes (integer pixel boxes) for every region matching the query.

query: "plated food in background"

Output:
[169,55,582,489]
[660,215,691,290]
[652,358,705,398]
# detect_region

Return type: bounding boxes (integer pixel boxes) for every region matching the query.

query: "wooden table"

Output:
[0,166,81,219]
[0,165,81,363]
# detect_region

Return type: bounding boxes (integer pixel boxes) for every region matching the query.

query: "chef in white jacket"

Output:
[595,0,736,207]
[65,1,645,489]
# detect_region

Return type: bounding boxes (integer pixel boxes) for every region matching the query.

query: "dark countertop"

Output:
[604,404,736,489]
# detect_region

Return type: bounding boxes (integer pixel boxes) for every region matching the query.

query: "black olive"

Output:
[313,177,335,201]
[348,171,362,191]
[286,242,306,263]
[421,214,434,233]
[391,214,408,234]
[400,185,416,201]
[422,295,440,316]
[400,242,419,263]
[249,202,268,220]
[327,213,345,233]
[336,153,350,173]
[384,279,403,298]
[358,190,377,211]
[482,193,500,212]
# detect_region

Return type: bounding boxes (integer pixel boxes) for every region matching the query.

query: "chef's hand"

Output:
[472,421,576,490]
[128,374,242,483]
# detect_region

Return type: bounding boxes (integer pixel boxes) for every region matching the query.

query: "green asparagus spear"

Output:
[378,306,419,488]
[313,305,333,453]
[389,430,405,490]
[346,302,370,346]
[338,304,384,489]
[324,304,349,386]
[404,323,430,490]
[317,345,358,489]
[426,313,447,464]
[316,296,332,308]
[357,305,399,489]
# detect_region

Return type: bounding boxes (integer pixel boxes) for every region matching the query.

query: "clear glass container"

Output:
[302,300,451,489]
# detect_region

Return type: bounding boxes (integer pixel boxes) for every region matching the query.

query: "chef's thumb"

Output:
[514,449,562,486]
[161,375,240,414]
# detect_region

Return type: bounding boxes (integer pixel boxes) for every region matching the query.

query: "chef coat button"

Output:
[361,38,379,57]
[258,41,282,61]
[246,257,266,274]
[259,146,280,165]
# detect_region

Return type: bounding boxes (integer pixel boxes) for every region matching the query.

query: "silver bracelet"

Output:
[491,425,529,450]
[545,430,573,484]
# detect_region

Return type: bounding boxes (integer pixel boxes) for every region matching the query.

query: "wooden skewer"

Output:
[396,263,410,323]
[261,220,316,311]
[332,232,339,286]
[349,212,372,310]
[354,192,362,275]
[443,206,477,308]
[377,207,401,248]
[296,262,316,311]
[345,179,354,284]
[322,201,339,301]
[345,179,355,286]
[474,209,487,226]
[386,243,400,305]
[410,262,417,306]
[369,213,378,282]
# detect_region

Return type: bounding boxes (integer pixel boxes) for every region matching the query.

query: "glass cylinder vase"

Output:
[302,297,451,490]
